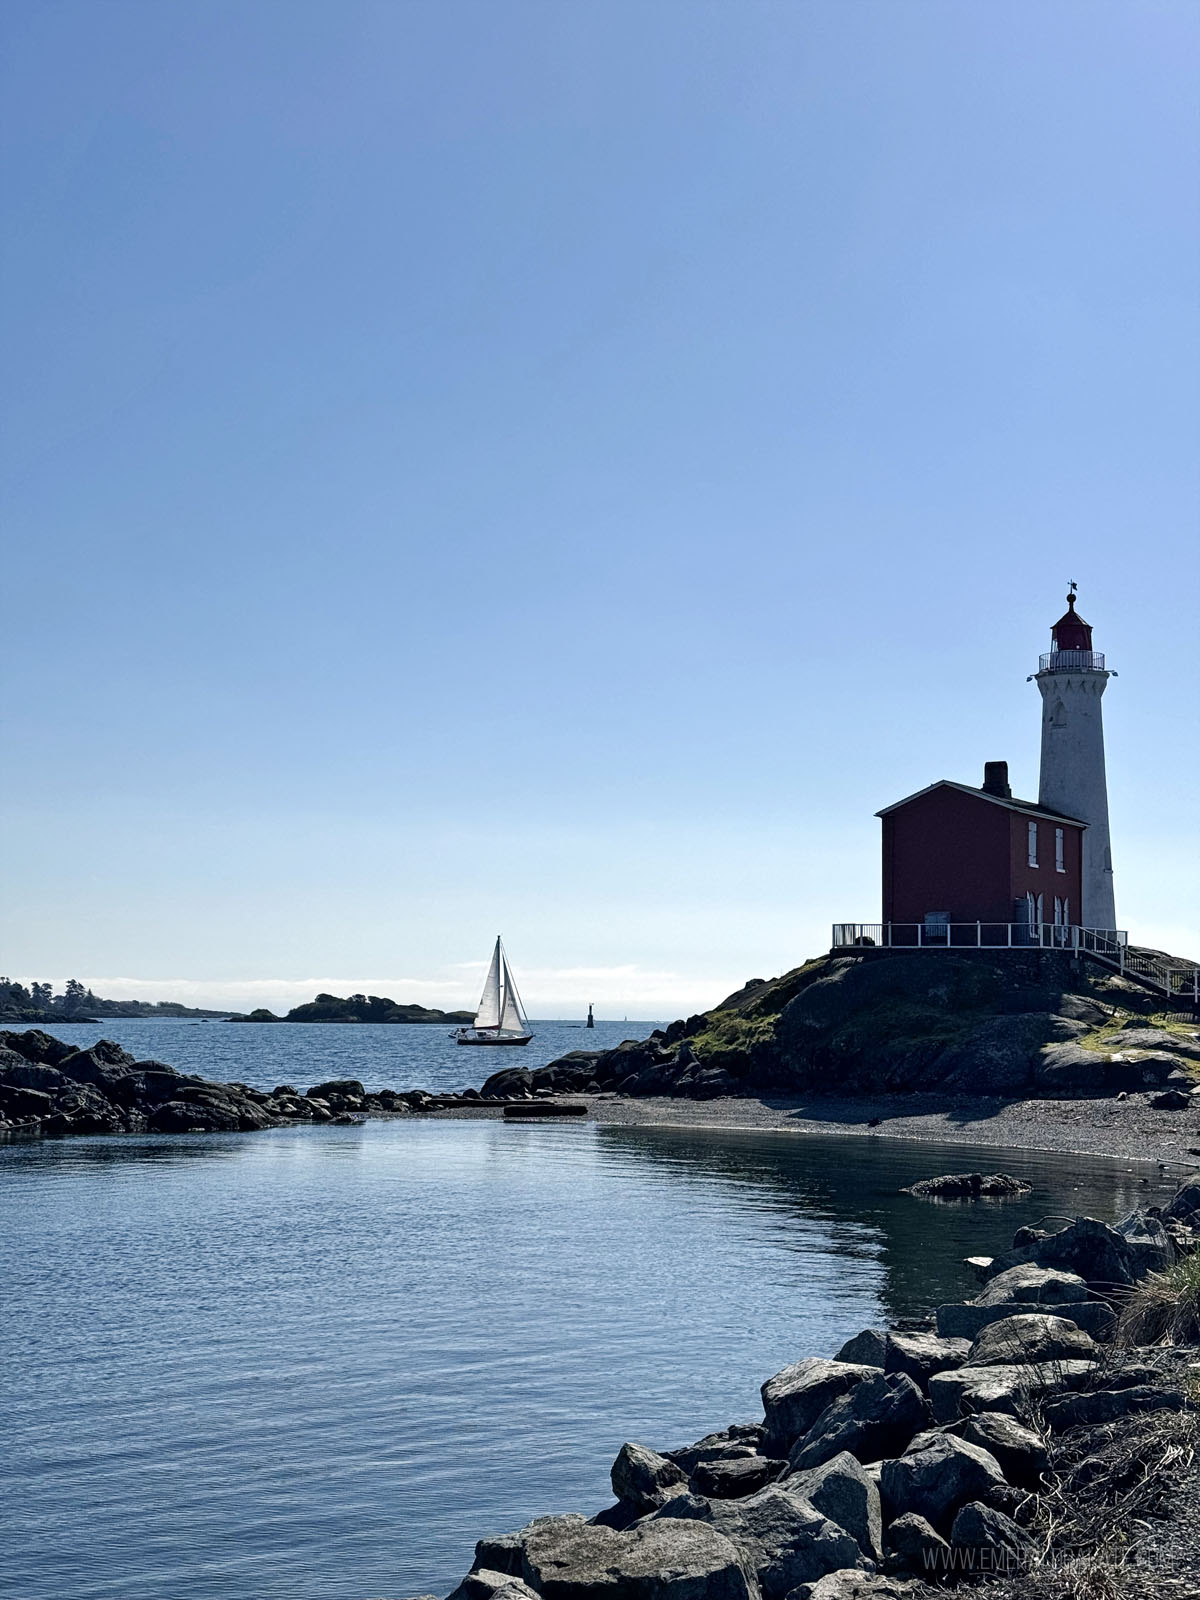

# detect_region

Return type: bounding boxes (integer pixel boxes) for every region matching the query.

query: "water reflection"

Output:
[594,1122,1173,1319]
[0,1117,1175,1600]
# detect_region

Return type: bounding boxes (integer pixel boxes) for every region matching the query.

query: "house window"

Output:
[1028,821,1038,866]
[1055,827,1065,872]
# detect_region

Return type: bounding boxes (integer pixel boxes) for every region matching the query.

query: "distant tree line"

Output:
[0,978,226,1022]
[0,977,102,1019]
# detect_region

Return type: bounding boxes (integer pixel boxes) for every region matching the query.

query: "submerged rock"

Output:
[901,1173,1032,1200]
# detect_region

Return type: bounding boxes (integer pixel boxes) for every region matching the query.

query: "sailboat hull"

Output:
[454,1031,533,1046]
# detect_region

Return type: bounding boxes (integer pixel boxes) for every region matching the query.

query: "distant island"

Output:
[0,978,474,1027]
[0,976,228,1023]
[229,992,475,1025]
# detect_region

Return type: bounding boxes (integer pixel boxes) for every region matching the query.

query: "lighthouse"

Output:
[1033,585,1117,932]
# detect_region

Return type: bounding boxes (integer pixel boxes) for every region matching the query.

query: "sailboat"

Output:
[453,936,534,1046]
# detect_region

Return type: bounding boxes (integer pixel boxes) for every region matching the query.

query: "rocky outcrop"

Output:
[508,948,1199,1107]
[427,1176,1200,1600]
[0,1030,419,1139]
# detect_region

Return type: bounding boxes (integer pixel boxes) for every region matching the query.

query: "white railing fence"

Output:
[829,922,1199,1002]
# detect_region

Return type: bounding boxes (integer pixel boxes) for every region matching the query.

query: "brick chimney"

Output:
[982,760,1011,798]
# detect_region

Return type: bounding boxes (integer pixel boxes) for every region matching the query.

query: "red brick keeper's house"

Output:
[877,760,1085,944]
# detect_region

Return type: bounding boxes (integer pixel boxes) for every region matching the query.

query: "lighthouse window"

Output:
[1028,822,1039,867]
[1055,828,1065,872]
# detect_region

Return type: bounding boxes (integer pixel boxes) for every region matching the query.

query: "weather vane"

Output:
[1068,579,1078,598]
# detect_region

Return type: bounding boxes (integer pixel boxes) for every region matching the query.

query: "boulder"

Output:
[1040,1384,1187,1431]
[974,1263,1089,1307]
[0,1054,66,1094]
[941,1411,1047,1490]
[480,1067,534,1100]
[760,1360,878,1455]
[967,1313,1097,1368]
[692,1457,784,1499]
[44,1083,128,1135]
[611,1441,688,1514]
[55,1042,137,1088]
[0,1083,53,1121]
[935,1297,1114,1342]
[883,1513,949,1578]
[788,1372,931,1471]
[1106,1025,1200,1060]
[1163,1176,1200,1228]
[471,1534,523,1576]
[783,1451,882,1562]
[653,1484,862,1600]
[1033,1042,1106,1092]
[927,1359,1098,1424]
[0,1029,78,1066]
[148,1098,244,1133]
[803,1575,924,1600]
[667,1425,765,1477]
[881,1333,971,1392]
[879,1436,1007,1533]
[834,1330,887,1368]
[1151,1089,1191,1110]
[983,1212,1173,1289]
[832,1330,968,1391]
[948,1501,1035,1574]
[446,1570,541,1600]
[520,1516,756,1600]
[306,1078,367,1100]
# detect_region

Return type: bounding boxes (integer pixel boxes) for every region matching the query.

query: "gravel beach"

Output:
[437,1090,1200,1168]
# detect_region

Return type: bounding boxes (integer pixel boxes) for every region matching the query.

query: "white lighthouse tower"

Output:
[1033,585,1117,932]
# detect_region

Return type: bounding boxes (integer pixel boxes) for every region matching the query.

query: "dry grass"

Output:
[985,1401,1200,1600]
[1116,1254,1200,1347]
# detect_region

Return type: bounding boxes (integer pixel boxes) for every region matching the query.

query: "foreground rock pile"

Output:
[0,1030,431,1137]
[418,1182,1200,1600]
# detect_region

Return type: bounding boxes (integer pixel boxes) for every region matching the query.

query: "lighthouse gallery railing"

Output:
[1039,650,1106,671]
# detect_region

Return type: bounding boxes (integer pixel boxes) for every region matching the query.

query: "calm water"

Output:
[1,1024,1176,1600]
[29,1017,663,1095]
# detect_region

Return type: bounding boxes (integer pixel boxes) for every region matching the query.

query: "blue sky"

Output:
[3,1,1197,1015]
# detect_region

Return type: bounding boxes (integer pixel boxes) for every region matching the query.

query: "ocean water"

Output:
[1,1024,1176,1600]
[23,1016,663,1095]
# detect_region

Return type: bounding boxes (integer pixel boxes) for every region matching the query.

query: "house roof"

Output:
[876,779,1087,828]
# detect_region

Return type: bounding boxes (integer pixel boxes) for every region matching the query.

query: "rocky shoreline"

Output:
[0,1029,442,1138]
[413,1178,1200,1600]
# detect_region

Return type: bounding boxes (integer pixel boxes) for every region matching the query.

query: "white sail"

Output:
[473,938,503,1029]
[497,949,528,1035]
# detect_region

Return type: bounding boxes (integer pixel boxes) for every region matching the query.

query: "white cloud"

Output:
[36,965,734,1019]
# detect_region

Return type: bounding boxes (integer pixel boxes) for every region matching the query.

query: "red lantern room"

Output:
[1050,586,1093,653]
